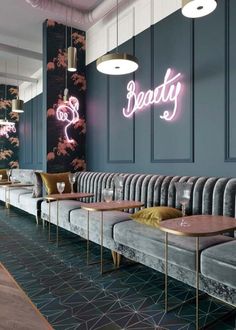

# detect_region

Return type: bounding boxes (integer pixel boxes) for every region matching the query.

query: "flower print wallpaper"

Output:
[0,85,19,169]
[44,19,86,173]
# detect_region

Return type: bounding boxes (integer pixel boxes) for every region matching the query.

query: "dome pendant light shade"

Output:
[67,46,77,72]
[182,0,217,18]
[12,97,24,113]
[97,53,139,75]
[96,0,139,75]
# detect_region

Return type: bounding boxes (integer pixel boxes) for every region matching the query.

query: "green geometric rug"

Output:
[0,205,235,329]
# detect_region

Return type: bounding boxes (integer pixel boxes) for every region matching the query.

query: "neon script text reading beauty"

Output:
[123,68,182,121]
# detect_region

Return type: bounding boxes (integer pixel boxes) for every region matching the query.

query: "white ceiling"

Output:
[0,0,106,86]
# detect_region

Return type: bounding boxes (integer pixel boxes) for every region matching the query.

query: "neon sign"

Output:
[56,96,80,143]
[0,124,16,138]
[122,68,182,121]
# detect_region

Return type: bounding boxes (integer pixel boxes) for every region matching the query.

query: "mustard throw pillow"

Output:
[131,206,182,228]
[40,172,71,195]
[0,169,8,180]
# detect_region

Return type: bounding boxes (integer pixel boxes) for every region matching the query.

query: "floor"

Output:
[0,205,235,330]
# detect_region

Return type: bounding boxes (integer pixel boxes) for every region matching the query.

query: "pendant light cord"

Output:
[17,52,19,99]
[65,22,68,89]
[116,0,118,53]
[4,60,7,120]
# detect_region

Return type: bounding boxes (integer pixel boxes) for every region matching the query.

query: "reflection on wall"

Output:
[0,85,19,169]
[44,20,86,173]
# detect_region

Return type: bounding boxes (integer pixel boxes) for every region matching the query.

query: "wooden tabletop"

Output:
[46,192,94,201]
[80,200,144,212]
[0,180,12,185]
[2,183,33,188]
[158,215,236,237]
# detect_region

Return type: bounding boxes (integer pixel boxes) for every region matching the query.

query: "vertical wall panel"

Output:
[108,41,135,163]
[152,12,193,162]
[226,0,236,160]
[19,94,43,170]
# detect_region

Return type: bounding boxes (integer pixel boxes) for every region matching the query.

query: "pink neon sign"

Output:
[0,124,16,138]
[56,96,80,143]
[122,68,182,121]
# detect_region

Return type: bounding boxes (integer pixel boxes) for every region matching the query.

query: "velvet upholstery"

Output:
[201,240,236,289]
[114,220,233,271]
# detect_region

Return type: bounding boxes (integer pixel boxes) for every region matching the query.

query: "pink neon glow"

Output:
[122,68,182,121]
[0,124,16,138]
[56,96,80,143]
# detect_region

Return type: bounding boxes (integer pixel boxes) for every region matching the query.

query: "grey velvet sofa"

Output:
[0,169,42,223]
[40,171,236,307]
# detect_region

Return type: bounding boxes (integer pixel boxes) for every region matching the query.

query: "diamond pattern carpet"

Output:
[0,204,235,330]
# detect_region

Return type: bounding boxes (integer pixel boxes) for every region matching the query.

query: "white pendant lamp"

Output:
[182,0,217,18]
[96,0,138,75]
[12,54,24,113]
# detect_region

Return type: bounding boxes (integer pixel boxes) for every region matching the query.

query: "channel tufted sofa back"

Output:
[76,172,236,217]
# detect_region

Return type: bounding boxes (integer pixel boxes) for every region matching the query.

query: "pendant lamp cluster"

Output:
[181,0,217,18]
[96,0,217,76]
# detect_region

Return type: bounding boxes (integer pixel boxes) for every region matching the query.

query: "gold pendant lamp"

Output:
[12,53,24,113]
[96,0,138,75]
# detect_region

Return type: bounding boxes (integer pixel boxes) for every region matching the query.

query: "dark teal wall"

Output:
[86,0,236,178]
[19,93,43,170]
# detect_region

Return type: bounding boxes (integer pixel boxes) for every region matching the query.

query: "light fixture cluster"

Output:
[96,0,217,76]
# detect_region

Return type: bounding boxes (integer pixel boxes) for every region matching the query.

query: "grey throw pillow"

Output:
[32,172,43,198]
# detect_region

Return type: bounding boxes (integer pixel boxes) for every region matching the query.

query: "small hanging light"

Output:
[12,97,24,113]
[12,53,24,113]
[182,0,217,18]
[67,3,77,72]
[96,0,138,75]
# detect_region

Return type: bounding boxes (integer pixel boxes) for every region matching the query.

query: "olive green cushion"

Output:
[131,206,182,228]
[40,172,71,195]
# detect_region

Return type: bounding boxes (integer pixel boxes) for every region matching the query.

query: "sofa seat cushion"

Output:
[19,193,43,216]
[70,209,131,246]
[2,188,33,205]
[41,200,82,226]
[113,220,233,271]
[201,240,236,289]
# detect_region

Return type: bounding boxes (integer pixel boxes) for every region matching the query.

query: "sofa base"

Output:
[116,243,236,307]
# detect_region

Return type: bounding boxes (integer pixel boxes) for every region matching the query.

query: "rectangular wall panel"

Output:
[226,0,236,161]
[152,11,193,162]
[108,40,135,163]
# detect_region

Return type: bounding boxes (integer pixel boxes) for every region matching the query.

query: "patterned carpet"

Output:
[0,204,235,330]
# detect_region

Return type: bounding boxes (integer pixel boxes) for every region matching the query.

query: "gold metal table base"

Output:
[87,210,118,274]
[165,233,200,329]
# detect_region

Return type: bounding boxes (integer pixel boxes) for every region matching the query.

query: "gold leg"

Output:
[196,237,199,330]
[111,251,117,266]
[165,232,168,313]
[56,200,59,247]
[48,200,51,242]
[87,210,90,265]
[116,253,121,268]
[100,211,104,274]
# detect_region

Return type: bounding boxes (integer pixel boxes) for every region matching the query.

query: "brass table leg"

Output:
[165,232,168,312]
[56,200,59,247]
[87,210,90,265]
[196,237,199,330]
[100,211,104,274]
[48,200,51,242]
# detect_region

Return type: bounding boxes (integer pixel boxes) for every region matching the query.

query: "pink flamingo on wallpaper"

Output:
[56,95,80,143]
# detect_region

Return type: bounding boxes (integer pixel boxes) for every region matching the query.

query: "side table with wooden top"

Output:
[158,214,236,330]
[80,200,144,274]
[45,192,94,246]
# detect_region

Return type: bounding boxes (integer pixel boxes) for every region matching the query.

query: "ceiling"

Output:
[0,0,107,86]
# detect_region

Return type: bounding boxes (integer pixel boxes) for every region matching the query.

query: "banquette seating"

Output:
[0,169,236,306]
